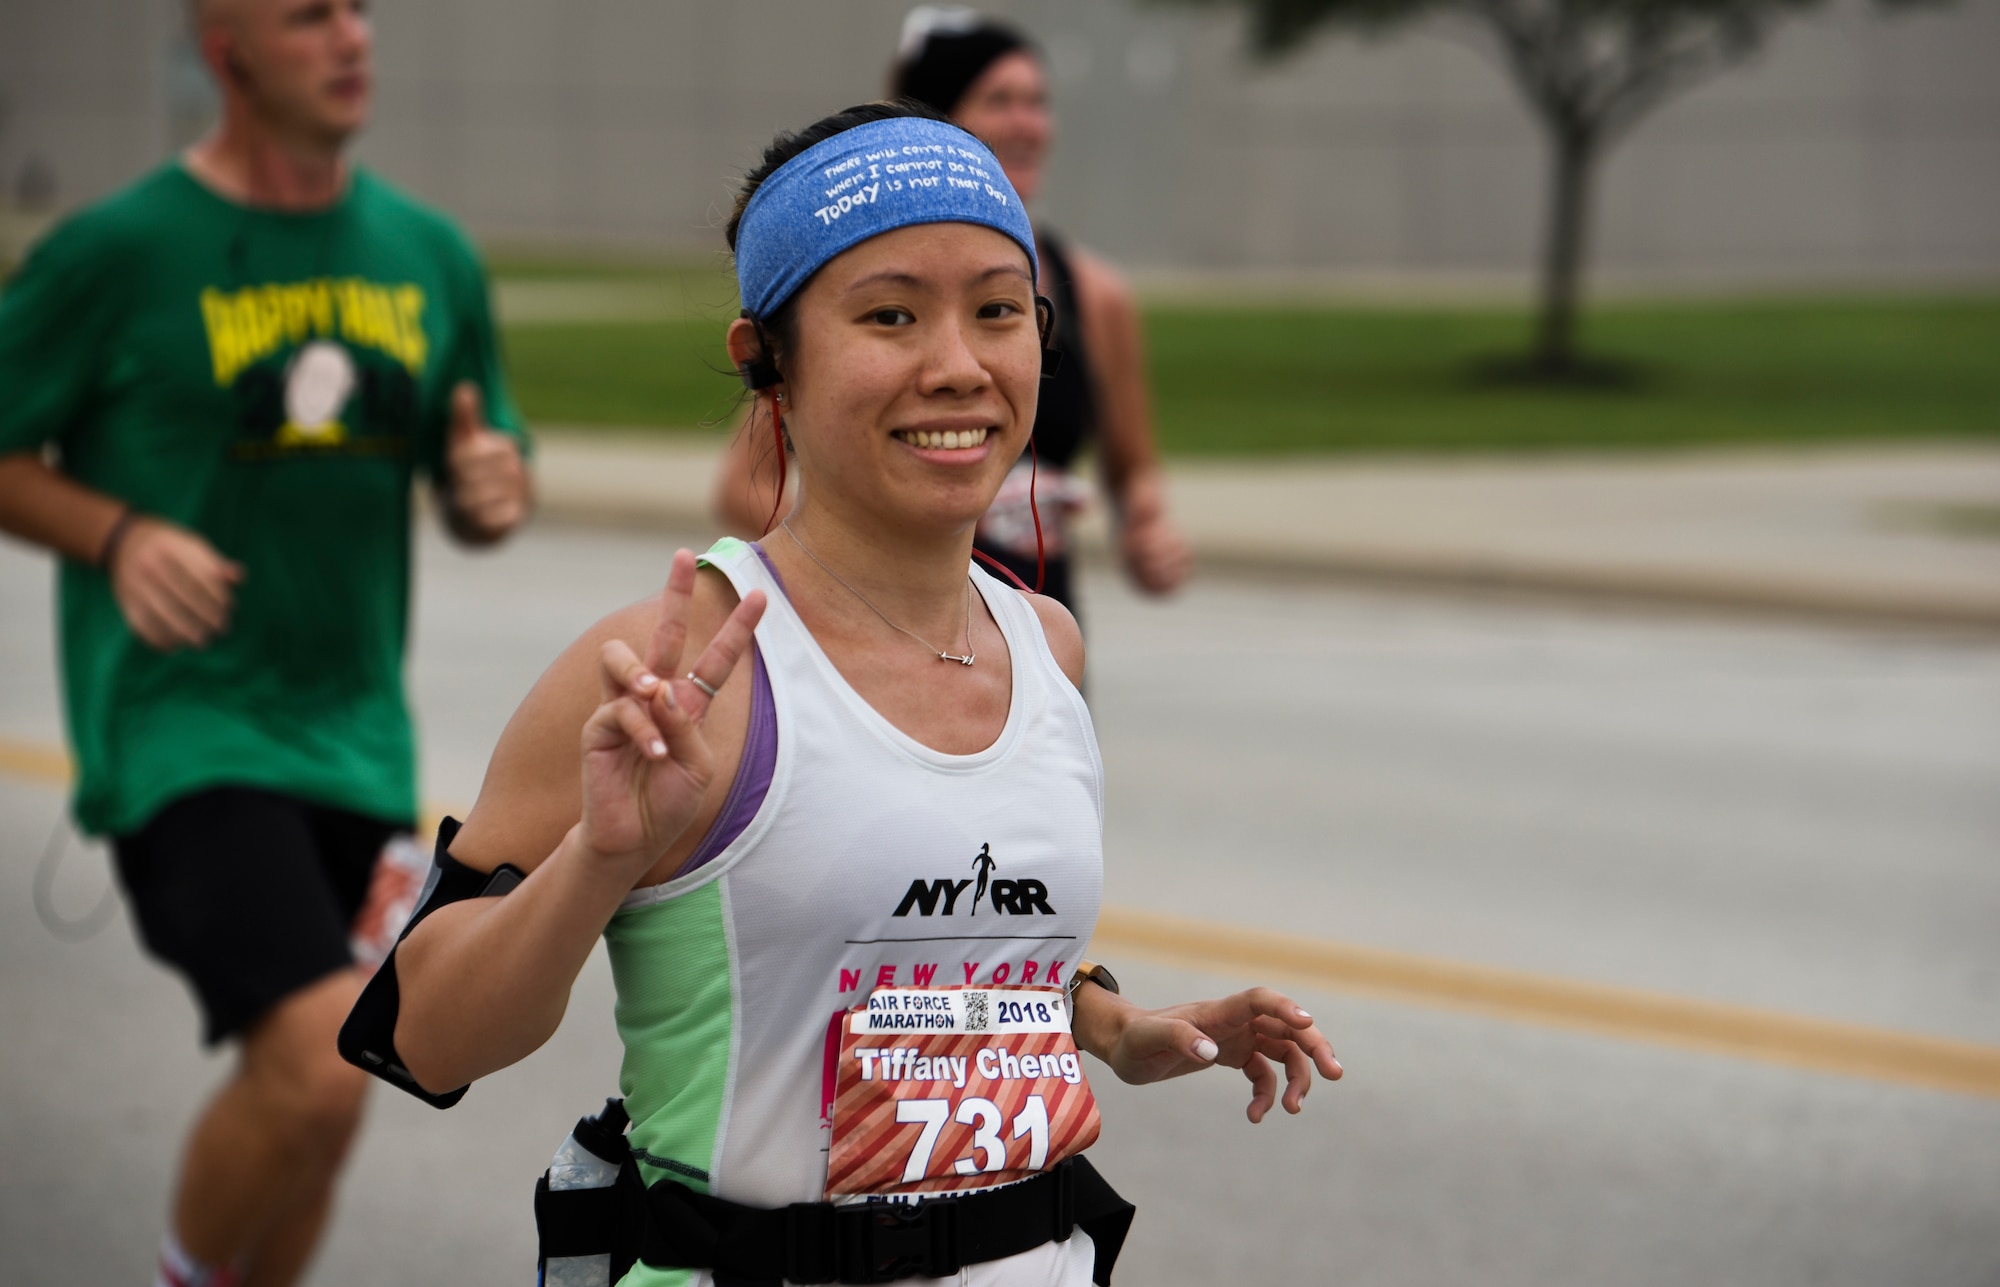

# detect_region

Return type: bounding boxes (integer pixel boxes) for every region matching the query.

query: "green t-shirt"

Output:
[0,164,527,835]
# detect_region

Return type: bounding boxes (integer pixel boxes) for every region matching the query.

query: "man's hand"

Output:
[443,382,529,544]
[111,517,244,651]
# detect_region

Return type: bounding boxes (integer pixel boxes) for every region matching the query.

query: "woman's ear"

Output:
[727,316,782,390]
[1034,295,1063,379]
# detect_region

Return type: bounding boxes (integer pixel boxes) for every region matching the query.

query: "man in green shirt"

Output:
[0,2,531,1284]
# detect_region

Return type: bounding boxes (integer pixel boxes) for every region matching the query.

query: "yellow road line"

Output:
[4,737,1995,1097]
[1094,906,2000,1100]
[0,738,70,784]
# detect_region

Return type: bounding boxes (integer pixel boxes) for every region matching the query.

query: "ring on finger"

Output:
[685,671,719,699]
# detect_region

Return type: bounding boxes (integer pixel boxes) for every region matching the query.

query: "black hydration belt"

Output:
[537,1101,1135,1286]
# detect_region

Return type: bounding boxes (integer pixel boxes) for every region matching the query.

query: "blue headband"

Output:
[734,116,1038,321]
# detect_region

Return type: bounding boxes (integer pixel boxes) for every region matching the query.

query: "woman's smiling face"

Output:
[737,221,1041,538]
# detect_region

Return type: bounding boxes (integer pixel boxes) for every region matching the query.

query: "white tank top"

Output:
[603,537,1105,1254]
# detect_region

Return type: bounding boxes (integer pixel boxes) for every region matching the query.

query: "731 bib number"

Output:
[824,986,1100,1198]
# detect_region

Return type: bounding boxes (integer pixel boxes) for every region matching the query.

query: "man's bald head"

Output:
[188,0,247,33]
[190,0,373,148]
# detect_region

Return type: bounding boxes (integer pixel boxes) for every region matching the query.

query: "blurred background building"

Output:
[2,0,1996,289]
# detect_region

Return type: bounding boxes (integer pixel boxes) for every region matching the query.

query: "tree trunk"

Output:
[1534,125,1596,376]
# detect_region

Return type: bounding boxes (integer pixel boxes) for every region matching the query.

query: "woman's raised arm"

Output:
[389,550,765,1094]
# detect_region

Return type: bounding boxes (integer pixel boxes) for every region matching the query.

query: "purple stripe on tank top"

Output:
[676,545,783,875]
[750,540,790,594]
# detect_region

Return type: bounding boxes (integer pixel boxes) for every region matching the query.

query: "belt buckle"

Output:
[835,1197,961,1283]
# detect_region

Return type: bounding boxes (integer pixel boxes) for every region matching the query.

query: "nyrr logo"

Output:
[891,843,1056,917]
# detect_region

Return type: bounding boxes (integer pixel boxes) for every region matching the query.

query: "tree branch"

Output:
[1469,0,1577,129]
[1596,21,1745,141]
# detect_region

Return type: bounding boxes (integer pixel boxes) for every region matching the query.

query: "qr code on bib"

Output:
[963,990,991,1031]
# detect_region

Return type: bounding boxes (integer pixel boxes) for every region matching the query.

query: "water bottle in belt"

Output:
[539,1099,630,1287]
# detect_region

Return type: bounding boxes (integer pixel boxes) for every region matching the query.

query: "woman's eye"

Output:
[870,308,914,327]
[978,301,1024,320]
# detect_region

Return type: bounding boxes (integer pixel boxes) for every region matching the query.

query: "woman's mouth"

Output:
[894,427,990,450]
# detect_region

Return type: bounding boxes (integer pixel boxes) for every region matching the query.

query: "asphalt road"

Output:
[3,522,1996,1286]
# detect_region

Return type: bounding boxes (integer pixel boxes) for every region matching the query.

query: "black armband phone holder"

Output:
[336,816,524,1109]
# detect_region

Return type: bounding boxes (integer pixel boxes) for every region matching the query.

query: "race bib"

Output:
[824,986,1100,1198]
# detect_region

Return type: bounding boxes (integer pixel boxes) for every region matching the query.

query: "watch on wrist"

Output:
[1067,959,1119,1003]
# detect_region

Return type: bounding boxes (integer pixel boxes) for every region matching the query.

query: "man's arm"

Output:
[0,211,245,648]
[0,454,243,650]
[432,229,532,547]
[0,451,125,564]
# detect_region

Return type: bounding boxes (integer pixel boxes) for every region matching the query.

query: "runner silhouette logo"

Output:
[891,843,1057,917]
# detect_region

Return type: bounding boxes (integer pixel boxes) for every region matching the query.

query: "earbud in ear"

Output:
[737,355,781,391]
[737,312,782,390]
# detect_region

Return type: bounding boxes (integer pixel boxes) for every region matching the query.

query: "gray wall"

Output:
[4,0,1998,287]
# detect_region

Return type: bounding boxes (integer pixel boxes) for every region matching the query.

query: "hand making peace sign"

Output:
[579,549,767,870]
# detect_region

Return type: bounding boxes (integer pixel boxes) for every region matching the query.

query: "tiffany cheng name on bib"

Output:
[826,986,1100,1198]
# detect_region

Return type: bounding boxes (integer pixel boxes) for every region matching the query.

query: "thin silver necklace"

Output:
[780,520,975,666]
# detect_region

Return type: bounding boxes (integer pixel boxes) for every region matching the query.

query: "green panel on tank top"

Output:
[604,879,734,1287]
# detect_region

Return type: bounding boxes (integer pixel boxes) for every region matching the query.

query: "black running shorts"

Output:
[112,786,410,1045]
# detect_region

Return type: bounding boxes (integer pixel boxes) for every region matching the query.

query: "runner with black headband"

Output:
[350,101,1337,1286]
[716,7,1192,618]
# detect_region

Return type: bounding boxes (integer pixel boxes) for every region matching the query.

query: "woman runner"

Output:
[716,8,1191,618]
[378,102,1338,1286]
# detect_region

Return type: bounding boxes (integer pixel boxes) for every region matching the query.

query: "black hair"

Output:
[890,17,1033,117]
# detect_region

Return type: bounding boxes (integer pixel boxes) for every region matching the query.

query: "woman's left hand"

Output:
[1096,986,1342,1123]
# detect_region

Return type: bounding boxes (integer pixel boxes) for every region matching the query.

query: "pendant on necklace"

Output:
[940,651,975,666]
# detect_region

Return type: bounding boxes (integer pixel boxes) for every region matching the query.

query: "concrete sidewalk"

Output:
[531,431,2000,630]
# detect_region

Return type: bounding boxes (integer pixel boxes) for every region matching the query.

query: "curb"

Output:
[1184,545,2000,634]
[533,493,2000,635]
[528,432,2000,636]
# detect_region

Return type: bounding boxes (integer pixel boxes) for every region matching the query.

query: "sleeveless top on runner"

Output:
[974,229,1096,612]
[604,537,1105,1229]
[1026,231,1097,472]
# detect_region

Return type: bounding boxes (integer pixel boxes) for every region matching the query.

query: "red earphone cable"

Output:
[968,432,1046,595]
[1026,432,1045,594]
[761,394,786,537]
[971,548,1032,592]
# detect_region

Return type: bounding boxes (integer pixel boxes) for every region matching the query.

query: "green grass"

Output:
[484,249,727,282]
[498,288,2000,454]
[504,318,743,429]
